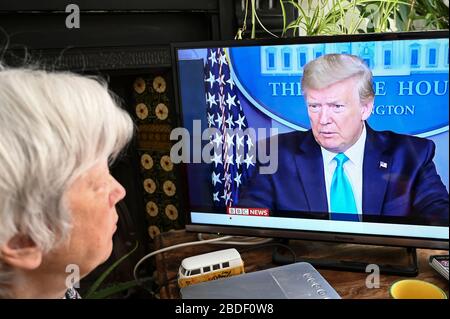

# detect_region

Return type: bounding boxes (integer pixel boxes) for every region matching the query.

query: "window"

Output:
[266,48,276,70]
[446,44,449,66]
[222,262,230,268]
[410,44,420,68]
[359,44,373,68]
[268,52,275,68]
[428,48,437,66]
[298,51,306,67]
[425,43,439,67]
[191,268,201,275]
[213,264,220,270]
[284,52,290,68]
[411,49,419,66]
[384,50,392,67]
[202,266,211,273]
[281,47,292,70]
[313,44,325,60]
[338,43,351,54]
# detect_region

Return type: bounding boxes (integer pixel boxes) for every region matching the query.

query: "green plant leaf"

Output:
[239,0,444,39]
[279,0,287,37]
[255,10,279,38]
[251,0,256,39]
[84,241,139,299]
[86,277,153,299]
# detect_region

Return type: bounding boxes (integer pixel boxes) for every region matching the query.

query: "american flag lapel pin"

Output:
[379,161,388,169]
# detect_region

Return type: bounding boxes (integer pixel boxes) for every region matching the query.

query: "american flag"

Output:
[204,47,255,208]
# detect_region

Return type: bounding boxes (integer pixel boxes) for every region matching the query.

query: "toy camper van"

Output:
[178,248,244,288]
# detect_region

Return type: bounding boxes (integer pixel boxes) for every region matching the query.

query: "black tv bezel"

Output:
[170,30,449,251]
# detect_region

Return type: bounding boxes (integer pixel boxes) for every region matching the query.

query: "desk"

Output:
[154,230,448,299]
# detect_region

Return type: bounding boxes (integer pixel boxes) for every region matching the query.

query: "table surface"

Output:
[153,230,449,299]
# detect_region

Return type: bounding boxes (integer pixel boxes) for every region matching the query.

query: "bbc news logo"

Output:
[227,207,269,217]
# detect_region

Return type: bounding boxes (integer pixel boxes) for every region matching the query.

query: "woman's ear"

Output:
[0,235,43,270]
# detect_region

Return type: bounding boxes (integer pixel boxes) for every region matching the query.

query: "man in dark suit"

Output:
[238,54,448,225]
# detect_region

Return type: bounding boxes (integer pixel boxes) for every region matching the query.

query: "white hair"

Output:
[0,64,134,297]
[301,53,375,102]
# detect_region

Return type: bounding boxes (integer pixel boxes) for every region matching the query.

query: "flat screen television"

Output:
[171,31,449,261]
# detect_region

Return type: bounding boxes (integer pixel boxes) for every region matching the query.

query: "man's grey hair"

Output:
[301,53,375,102]
[0,65,134,297]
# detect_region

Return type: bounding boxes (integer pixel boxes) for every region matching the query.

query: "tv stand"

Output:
[153,230,448,298]
[272,239,419,277]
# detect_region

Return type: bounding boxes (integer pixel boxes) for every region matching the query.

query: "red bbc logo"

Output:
[227,207,268,216]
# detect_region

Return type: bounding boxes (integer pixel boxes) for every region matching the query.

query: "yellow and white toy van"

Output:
[178,248,245,288]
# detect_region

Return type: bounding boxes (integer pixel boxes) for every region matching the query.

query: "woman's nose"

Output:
[109,177,126,207]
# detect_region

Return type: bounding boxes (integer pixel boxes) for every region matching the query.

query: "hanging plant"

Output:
[236,0,448,39]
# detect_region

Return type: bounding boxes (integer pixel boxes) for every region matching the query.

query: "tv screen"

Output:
[171,31,449,250]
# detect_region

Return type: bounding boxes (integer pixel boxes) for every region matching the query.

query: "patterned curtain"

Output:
[131,72,184,241]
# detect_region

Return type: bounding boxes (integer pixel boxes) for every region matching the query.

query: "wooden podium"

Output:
[153,229,448,299]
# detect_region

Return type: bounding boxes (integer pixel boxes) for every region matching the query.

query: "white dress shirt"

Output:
[320,125,367,215]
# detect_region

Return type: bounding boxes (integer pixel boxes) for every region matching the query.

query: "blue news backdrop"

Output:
[177,38,449,208]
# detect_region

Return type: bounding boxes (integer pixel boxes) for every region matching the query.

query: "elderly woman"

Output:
[0,65,134,298]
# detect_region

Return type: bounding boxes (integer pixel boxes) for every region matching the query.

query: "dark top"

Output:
[238,125,449,225]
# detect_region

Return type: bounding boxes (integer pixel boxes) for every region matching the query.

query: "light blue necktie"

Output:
[330,153,359,221]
